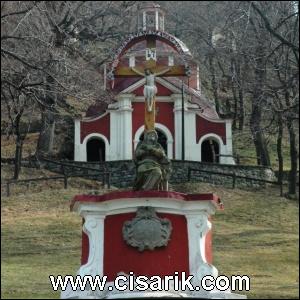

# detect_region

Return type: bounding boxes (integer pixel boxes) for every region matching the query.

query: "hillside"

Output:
[1,172,299,299]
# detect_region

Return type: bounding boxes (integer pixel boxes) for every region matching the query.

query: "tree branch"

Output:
[1,2,39,19]
[251,2,299,52]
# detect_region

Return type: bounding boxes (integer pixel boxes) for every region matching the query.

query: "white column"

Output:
[77,213,106,277]
[103,64,107,90]
[185,213,218,285]
[172,94,183,160]
[74,119,86,161]
[196,64,200,92]
[143,11,146,30]
[110,94,133,160]
[118,94,133,160]
[184,110,199,161]
[167,140,173,160]
[129,55,135,67]
[155,10,159,30]
[109,109,120,161]
[225,120,235,164]
[168,54,174,66]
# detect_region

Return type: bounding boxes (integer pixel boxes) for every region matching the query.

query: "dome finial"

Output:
[137,2,165,32]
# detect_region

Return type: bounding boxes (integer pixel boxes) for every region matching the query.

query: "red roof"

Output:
[164,77,219,119]
[85,102,109,117]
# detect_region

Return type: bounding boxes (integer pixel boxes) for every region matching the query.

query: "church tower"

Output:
[137,2,165,32]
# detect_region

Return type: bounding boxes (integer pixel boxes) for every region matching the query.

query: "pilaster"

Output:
[185,213,218,286]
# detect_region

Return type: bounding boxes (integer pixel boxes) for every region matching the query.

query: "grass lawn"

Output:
[232,130,293,170]
[1,180,299,299]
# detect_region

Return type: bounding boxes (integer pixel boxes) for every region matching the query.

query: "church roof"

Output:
[162,77,219,119]
[172,36,191,56]
[85,102,109,118]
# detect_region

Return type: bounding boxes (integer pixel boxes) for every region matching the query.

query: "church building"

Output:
[74,3,234,164]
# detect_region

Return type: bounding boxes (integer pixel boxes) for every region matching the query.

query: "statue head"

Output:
[144,130,158,144]
[144,68,152,75]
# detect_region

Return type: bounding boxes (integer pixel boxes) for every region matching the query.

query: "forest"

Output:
[1,1,299,196]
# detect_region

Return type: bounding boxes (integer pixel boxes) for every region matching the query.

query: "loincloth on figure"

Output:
[143,85,158,99]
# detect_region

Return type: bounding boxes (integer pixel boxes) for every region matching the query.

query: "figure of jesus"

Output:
[131,67,170,112]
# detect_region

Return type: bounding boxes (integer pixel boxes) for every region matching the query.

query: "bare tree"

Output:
[2,1,298,192]
[1,1,137,177]
[163,1,298,193]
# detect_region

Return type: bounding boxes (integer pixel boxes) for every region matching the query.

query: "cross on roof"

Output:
[113,37,189,78]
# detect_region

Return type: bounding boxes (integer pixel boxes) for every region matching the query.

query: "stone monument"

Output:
[61,3,246,299]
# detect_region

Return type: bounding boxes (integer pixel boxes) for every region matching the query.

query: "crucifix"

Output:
[131,67,170,113]
[113,37,189,132]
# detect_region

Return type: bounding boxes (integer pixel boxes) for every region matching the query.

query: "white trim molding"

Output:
[73,197,219,217]
[74,119,83,161]
[196,112,231,124]
[186,213,218,286]
[80,111,110,123]
[77,213,105,277]
[133,123,174,159]
[81,133,110,162]
[198,133,226,164]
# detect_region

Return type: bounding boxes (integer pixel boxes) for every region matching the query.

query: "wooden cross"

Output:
[113,37,188,132]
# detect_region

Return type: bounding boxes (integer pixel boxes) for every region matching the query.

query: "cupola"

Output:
[137,2,165,32]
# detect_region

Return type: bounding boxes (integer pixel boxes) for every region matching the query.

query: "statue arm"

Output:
[135,145,147,160]
[147,144,166,159]
[131,67,144,77]
[151,148,164,158]
[155,67,170,76]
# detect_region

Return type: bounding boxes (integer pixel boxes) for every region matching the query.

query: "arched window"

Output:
[201,139,219,163]
[86,138,105,162]
[139,129,168,155]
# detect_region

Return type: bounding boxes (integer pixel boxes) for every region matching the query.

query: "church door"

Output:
[86,138,105,162]
[201,139,219,163]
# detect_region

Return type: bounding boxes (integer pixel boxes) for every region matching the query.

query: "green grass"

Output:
[232,130,293,171]
[175,183,299,299]
[1,181,299,299]
[1,187,112,299]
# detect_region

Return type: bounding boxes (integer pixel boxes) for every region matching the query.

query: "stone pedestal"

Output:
[61,191,246,299]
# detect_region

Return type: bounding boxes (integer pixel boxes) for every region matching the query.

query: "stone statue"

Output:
[133,130,171,191]
[131,67,170,112]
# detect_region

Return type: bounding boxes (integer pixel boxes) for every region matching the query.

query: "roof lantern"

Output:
[137,2,165,32]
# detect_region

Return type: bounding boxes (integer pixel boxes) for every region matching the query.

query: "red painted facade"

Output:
[80,114,110,143]
[77,191,220,275]
[196,115,226,145]
[132,101,174,140]
[81,226,89,265]
[81,213,213,280]
[187,64,198,90]
[113,77,140,93]
[79,79,228,157]
[103,213,189,281]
